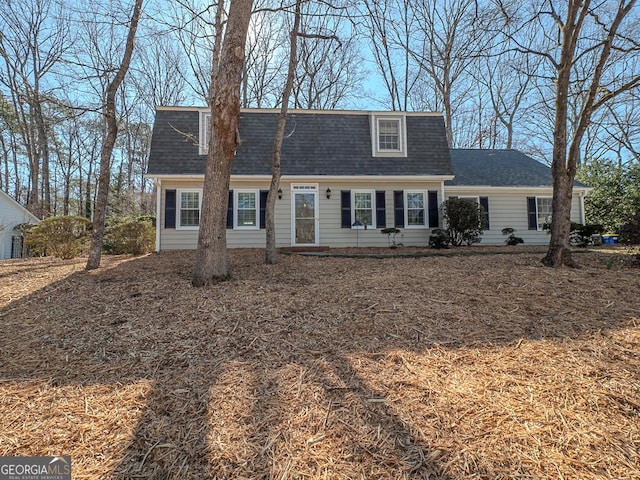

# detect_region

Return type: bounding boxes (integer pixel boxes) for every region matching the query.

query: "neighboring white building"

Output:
[0,189,39,259]
[147,107,590,250]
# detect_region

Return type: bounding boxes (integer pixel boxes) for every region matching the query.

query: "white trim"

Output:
[157,105,444,117]
[155,179,161,252]
[457,195,480,203]
[234,189,260,229]
[404,190,428,229]
[446,185,592,194]
[370,114,407,158]
[291,184,319,246]
[176,188,202,230]
[146,174,455,182]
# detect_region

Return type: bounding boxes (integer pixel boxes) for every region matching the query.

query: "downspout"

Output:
[440,181,446,227]
[579,190,586,225]
[155,179,161,253]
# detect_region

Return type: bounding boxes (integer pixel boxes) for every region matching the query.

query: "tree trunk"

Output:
[265,0,301,265]
[192,0,253,286]
[86,0,143,270]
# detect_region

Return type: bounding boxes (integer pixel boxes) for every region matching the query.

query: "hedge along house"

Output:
[146,107,590,250]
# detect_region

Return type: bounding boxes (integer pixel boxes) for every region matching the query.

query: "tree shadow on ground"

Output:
[0,249,638,478]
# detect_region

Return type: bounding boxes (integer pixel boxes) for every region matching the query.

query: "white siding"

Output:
[158,179,444,250]
[444,187,587,245]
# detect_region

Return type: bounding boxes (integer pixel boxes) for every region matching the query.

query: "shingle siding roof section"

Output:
[447,149,585,187]
[147,108,453,177]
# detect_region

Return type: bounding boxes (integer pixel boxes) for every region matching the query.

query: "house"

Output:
[146,107,589,250]
[0,189,39,259]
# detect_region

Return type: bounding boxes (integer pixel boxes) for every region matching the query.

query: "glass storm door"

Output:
[293,186,318,246]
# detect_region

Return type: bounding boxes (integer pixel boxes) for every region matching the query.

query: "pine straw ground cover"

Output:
[0,247,639,480]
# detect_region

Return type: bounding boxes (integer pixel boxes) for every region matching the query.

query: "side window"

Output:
[178,190,201,229]
[235,190,259,229]
[536,197,553,230]
[405,191,427,228]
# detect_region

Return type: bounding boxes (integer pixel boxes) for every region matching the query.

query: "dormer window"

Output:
[378,119,400,150]
[371,114,407,157]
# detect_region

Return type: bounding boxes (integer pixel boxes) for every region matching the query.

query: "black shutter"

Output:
[227,190,234,229]
[259,190,268,228]
[527,197,537,230]
[165,189,176,228]
[394,190,404,228]
[428,190,439,228]
[341,190,351,228]
[479,196,490,230]
[376,191,386,228]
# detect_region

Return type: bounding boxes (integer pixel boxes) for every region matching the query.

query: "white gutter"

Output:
[580,190,586,225]
[146,173,455,182]
[155,178,161,253]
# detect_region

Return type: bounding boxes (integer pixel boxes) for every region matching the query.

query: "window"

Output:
[536,197,553,230]
[405,191,427,227]
[235,190,258,229]
[352,190,375,228]
[378,119,400,151]
[178,190,201,229]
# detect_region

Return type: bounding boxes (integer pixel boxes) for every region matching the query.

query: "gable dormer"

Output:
[370,113,407,158]
[199,110,211,155]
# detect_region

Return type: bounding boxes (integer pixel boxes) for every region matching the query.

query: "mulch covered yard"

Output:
[0,247,639,479]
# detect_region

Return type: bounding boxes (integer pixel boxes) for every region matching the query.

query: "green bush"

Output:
[105,220,155,255]
[25,216,91,259]
[619,213,640,245]
[501,227,524,245]
[428,228,450,249]
[570,223,604,247]
[441,198,484,246]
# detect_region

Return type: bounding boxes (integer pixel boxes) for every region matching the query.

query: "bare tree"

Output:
[86,0,144,270]
[499,0,640,267]
[0,0,69,216]
[192,0,254,286]
[243,3,288,108]
[132,33,188,110]
[403,0,495,145]
[265,0,301,265]
[289,3,365,110]
[356,0,418,111]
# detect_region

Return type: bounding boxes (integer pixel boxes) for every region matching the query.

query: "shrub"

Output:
[25,216,91,259]
[619,213,640,245]
[105,220,155,255]
[501,227,524,245]
[381,227,401,248]
[429,228,450,249]
[570,223,604,247]
[441,198,484,246]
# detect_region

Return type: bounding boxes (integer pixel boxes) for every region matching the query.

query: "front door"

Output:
[292,186,319,246]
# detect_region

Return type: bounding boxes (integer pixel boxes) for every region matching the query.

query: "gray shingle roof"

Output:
[147,108,453,177]
[447,149,585,187]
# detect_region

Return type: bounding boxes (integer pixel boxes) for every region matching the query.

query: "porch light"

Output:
[277,188,283,200]
[326,188,331,199]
